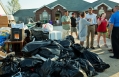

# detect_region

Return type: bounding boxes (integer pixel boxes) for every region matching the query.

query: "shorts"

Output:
[79,36,86,41]
[71,27,77,32]
[98,32,107,35]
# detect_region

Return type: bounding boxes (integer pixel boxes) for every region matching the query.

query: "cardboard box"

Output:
[0,16,9,27]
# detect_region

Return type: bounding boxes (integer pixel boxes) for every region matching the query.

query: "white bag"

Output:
[42,23,53,32]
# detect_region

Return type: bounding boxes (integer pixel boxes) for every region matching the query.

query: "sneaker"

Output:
[104,44,108,48]
[97,45,100,48]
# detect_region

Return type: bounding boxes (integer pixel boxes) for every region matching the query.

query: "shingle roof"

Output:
[47,0,90,11]
[83,0,118,11]
[13,0,119,17]
[47,0,119,11]
[13,9,36,17]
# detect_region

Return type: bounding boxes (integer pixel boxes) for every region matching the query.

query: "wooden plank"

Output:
[0,16,9,27]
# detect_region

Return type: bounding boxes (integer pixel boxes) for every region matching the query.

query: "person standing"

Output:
[61,11,71,39]
[78,12,92,46]
[109,5,119,59]
[97,13,108,48]
[71,13,77,38]
[86,8,97,49]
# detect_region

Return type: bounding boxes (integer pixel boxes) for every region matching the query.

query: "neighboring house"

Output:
[0,0,8,15]
[13,0,118,25]
[13,9,36,24]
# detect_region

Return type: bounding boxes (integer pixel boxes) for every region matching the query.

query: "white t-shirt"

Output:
[86,13,97,24]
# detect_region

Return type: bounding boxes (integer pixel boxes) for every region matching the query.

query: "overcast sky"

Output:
[1,0,119,9]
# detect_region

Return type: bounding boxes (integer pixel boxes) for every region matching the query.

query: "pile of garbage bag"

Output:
[0,35,110,77]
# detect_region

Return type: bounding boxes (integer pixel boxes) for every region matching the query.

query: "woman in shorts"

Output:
[78,12,92,46]
[97,13,108,48]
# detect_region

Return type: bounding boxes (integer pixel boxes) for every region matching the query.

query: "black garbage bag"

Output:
[0,61,19,77]
[76,58,98,77]
[45,41,64,55]
[59,40,72,48]
[38,59,55,77]
[39,59,87,77]
[25,29,31,37]
[38,47,59,59]
[37,41,63,59]
[31,28,44,41]
[22,40,63,57]
[59,60,87,77]
[66,35,75,44]
[30,73,41,77]
[12,72,41,77]
[71,44,85,57]
[22,41,51,56]
[63,47,76,59]
[19,58,44,72]
[80,50,110,72]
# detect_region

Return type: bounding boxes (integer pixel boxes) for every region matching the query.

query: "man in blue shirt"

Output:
[109,5,119,59]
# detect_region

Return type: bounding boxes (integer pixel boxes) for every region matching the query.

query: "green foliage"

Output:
[7,0,21,14]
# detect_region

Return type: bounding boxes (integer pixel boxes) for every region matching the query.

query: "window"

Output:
[42,11,48,20]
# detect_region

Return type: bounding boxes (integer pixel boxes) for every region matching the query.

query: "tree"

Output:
[7,0,21,14]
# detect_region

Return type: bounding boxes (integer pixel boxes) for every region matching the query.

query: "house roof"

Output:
[83,0,118,11]
[0,0,8,14]
[46,0,118,11]
[47,0,90,11]
[13,8,36,17]
[34,5,51,13]
[13,0,119,17]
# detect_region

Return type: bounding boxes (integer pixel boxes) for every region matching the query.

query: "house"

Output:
[0,0,8,15]
[13,9,36,24]
[13,0,118,24]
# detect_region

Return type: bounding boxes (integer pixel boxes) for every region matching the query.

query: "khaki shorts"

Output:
[71,27,77,32]
[98,32,107,35]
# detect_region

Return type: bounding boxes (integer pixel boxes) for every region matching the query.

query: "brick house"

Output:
[14,0,118,24]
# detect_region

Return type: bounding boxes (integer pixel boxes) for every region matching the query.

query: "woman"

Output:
[97,13,108,48]
[78,12,91,46]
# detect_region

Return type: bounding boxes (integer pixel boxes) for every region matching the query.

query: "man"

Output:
[71,13,77,38]
[109,5,119,59]
[61,11,71,39]
[86,8,97,49]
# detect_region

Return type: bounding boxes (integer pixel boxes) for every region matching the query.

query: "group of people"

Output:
[61,6,119,59]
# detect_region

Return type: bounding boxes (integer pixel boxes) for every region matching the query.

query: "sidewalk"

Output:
[54,26,119,77]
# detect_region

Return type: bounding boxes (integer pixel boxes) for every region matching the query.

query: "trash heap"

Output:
[0,35,110,77]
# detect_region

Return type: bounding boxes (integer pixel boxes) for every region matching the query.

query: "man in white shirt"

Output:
[86,8,97,49]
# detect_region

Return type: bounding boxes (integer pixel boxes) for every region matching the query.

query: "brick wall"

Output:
[35,6,52,21]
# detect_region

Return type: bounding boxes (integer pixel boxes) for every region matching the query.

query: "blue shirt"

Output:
[110,11,119,27]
